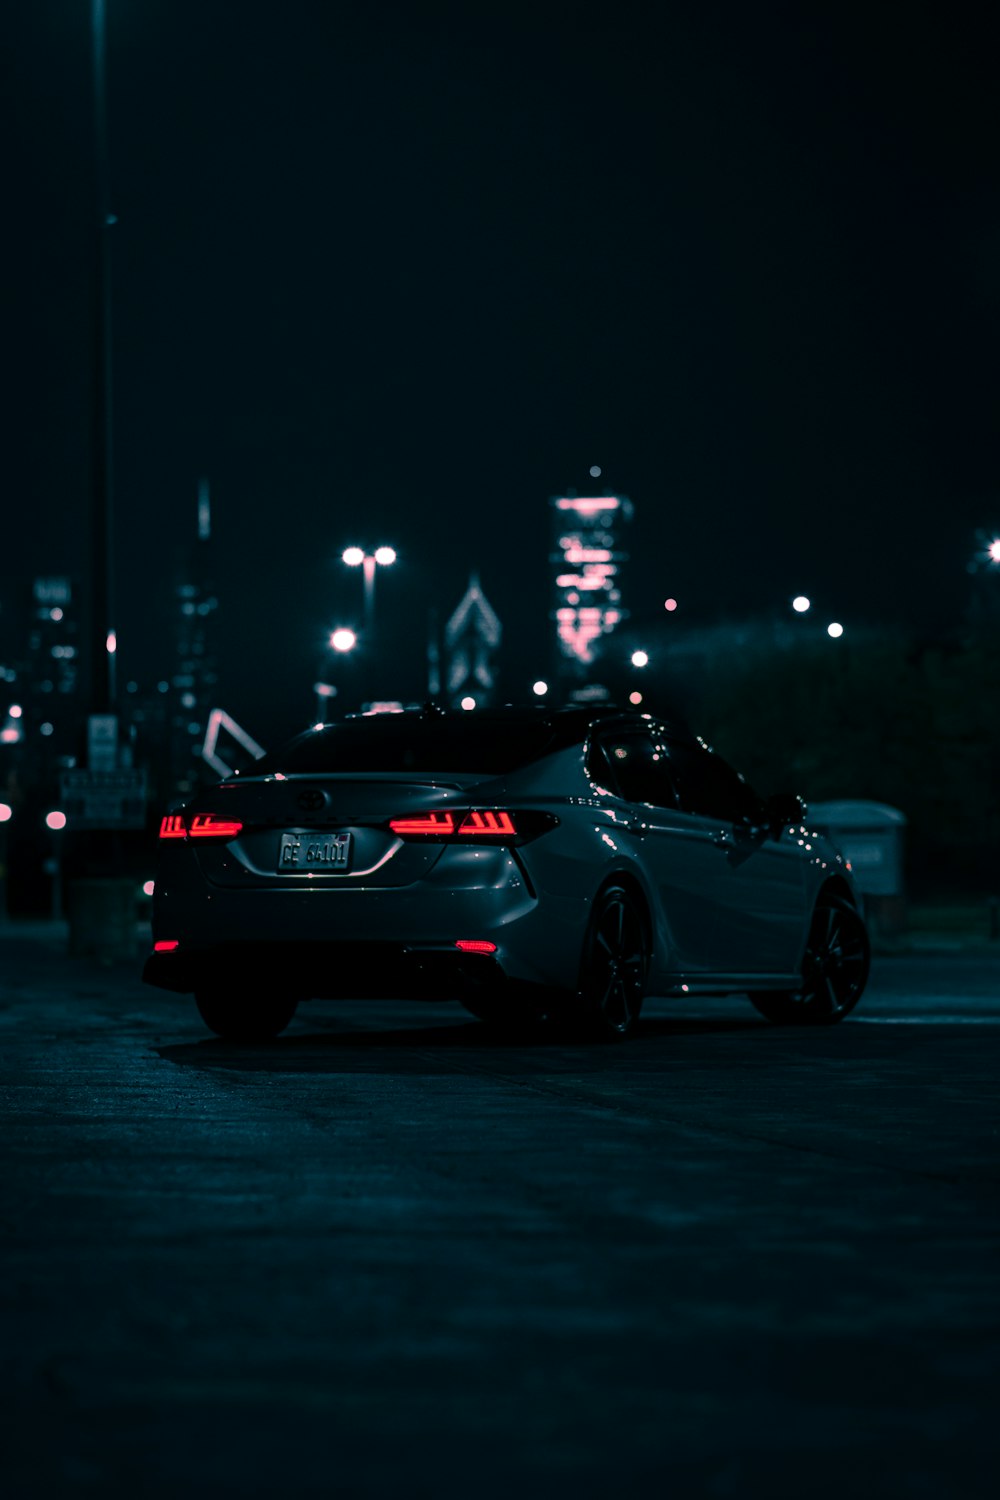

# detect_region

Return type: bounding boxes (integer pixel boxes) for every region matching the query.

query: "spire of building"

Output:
[443,574,503,705]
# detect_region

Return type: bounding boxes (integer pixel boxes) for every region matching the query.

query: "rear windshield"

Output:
[254,716,560,776]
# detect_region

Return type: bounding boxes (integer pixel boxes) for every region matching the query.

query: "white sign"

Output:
[33,577,71,605]
[87,714,119,771]
[202,708,266,778]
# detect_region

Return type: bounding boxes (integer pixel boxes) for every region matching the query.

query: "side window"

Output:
[663,740,762,823]
[590,732,680,810]
[585,740,623,795]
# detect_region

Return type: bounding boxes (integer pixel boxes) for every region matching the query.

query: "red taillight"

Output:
[154,939,180,952]
[159,815,187,839]
[458,810,516,837]
[188,814,243,839]
[455,940,498,955]
[388,809,521,840]
[388,811,456,836]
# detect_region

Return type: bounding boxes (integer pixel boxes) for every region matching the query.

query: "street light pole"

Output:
[91,0,115,716]
[362,555,377,636]
[342,546,396,641]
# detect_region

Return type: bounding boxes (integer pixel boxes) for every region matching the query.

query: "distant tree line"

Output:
[658,630,1000,897]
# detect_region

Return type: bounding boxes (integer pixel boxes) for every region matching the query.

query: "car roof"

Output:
[343,702,697,749]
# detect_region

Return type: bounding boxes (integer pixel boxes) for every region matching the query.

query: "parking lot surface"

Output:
[2,933,998,1497]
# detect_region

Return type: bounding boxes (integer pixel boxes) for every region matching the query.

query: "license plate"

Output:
[278,831,352,872]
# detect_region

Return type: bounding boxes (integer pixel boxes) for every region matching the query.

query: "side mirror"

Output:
[764,792,807,836]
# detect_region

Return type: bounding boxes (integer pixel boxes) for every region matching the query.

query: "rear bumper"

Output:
[149,848,584,991]
[143,940,509,1000]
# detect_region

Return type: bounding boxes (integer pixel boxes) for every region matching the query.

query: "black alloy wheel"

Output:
[750,892,870,1026]
[578,883,649,1041]
[194,988,300,1042]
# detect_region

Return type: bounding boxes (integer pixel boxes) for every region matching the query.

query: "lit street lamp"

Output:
[792,596,811,614]
[315,628,357,722]
[631,650,649,668]
[968,530,1000,572]
[342,546,397,635]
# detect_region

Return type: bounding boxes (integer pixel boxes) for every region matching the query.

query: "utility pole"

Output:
[90,0,115,717]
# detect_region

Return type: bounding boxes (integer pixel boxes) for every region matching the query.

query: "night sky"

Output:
[4,1,998,744]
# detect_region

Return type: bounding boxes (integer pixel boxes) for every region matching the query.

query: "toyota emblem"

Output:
[296,789,327,813]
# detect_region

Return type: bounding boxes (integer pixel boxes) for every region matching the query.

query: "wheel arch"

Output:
[816,874,860,910]
[591,869,654,962]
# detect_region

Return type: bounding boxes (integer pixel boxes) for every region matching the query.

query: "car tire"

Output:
[575,882,649,1042]
[195,988,299,1041]
[750,891,870,1026]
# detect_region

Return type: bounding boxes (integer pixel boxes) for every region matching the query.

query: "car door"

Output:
[659,735,808,976]
[588,724,734,978]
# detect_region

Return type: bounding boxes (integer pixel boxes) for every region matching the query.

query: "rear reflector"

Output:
[159,815,186,839]
[188,814,243,839]
[389,811,456,836]
[455,940,498,955]
[154,940,180,952]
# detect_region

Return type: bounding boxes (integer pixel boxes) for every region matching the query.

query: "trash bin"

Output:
[66,876,137,962]
[808,800,908,936]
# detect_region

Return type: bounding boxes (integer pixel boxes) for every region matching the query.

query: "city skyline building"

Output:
[442,574,502,708]
[0,576,82,755]
[549,490,632,688]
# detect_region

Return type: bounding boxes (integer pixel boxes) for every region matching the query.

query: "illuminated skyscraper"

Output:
[550,490,632,688]
[0,577,83,754]
[28,577,80,704]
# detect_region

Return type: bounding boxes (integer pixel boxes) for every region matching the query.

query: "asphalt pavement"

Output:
[2,927,998,1497]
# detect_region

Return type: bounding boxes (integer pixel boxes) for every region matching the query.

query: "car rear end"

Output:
[144,710,588,1005]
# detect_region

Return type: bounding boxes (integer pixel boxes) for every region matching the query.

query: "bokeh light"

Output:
[461,696,476,711]
[792,596,811,613]
[827,622,844,639]
[374,546,397,566]
[631,650,649,668]
[532,680,548,696]
[664,598,678,612]
[629,691,643,705]
[45,810,67,831]
[342,547,365,567]
[330,628,357,652]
